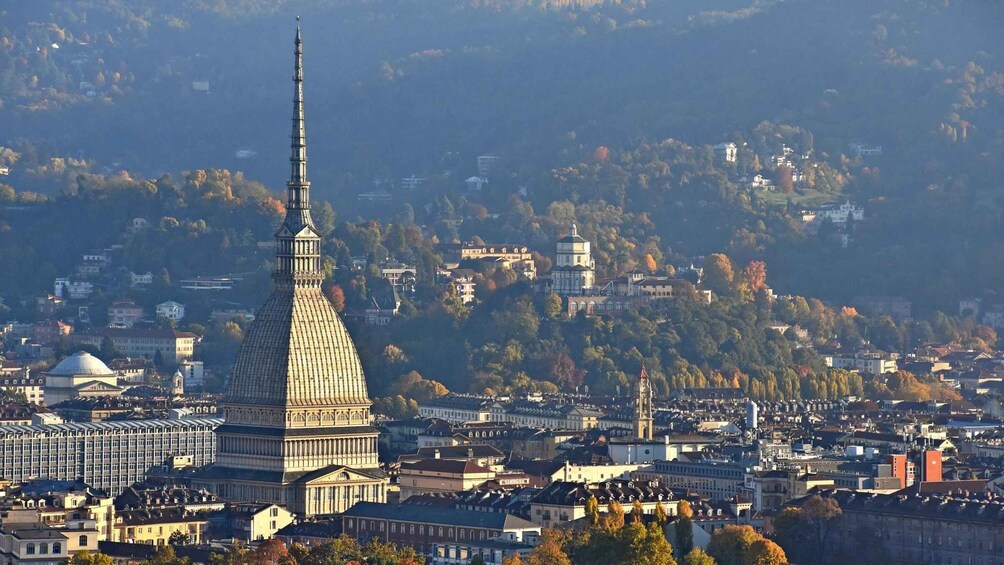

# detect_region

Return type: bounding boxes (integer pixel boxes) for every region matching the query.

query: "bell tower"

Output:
[633,365,654,440]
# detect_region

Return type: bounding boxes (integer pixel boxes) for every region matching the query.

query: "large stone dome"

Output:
[48,351,113,376]
[225,287,371,408]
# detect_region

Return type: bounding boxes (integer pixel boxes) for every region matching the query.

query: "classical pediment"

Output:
[75,380,124,392]
[295,465,384,486]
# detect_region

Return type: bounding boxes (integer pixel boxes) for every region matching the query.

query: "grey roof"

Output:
[0,417,222,437]
[343,502,539,531]
[788,490,1004,525]
[531,479,678,506]
[412,445,504,459]
[47,351,113,376]
[423,394,497,410]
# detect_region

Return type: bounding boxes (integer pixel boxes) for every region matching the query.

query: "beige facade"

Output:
[114,510,208,546]
[551,224,595,296]
[550,463,647,484]
[398,460,495,501]
[633,460,747,501]
[231,504,296,542]
[0,370,44,405]
[8,492,115,542]
[0,519,99,565]
[442,243,537,280]
[107,299,144,328]
[74,329,197,364]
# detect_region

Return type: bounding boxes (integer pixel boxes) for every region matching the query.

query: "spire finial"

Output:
[272,20,321,285]
[289,19,308,198]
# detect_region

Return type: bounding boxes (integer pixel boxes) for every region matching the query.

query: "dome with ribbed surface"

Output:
[48,351,113,376]
[225,287,370,407]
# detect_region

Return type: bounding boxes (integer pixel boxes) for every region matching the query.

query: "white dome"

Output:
[48,351,113,376]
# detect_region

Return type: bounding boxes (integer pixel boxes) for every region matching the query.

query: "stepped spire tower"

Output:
[275,19,320,286]
[195,22,387,516]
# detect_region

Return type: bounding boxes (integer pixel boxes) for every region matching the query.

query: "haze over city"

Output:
[2,2,1004,565]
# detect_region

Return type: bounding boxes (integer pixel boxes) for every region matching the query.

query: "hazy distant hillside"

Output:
[4,0,1004,311]
[3,0,1000,197]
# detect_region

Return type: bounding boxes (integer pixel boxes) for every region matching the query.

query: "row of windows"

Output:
[25,541,63,555]
[351,519,488,542]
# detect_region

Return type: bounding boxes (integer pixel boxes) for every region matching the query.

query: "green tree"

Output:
[526,529,572,565]
[675,499,694,556]
[208,544,248,565]
[543,292,563,319]
[98,336,120,361]
[68,552,115,565]
[604,500,625,531]
[744,539,787,565]
[624,522,677,565]
[298,535,364,565]
[631,499,645,523]
[143,546,191,565]
[682,548,717,565]
[654,501,669,525]
[702,254,735,296]
[168,530,189,545]
[707,525,759,565]
[313,201,336,236]
[773,495,841,564]
[585,497,600,526]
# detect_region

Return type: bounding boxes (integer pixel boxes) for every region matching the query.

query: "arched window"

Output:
[39,543,48,555]
[361,521,367,531]
[460,529,466,540]
[53,543,61,554]
[79,535,88,547]
[26,544,35,555]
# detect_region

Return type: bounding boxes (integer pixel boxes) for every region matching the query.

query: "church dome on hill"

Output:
[48,351,114,376]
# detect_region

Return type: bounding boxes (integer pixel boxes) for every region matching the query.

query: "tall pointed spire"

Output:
[275,19,321,286]
[201,19,385,518]
[290,17,307,194]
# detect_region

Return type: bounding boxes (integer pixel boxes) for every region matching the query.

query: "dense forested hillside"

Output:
[3,0,1004,346]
